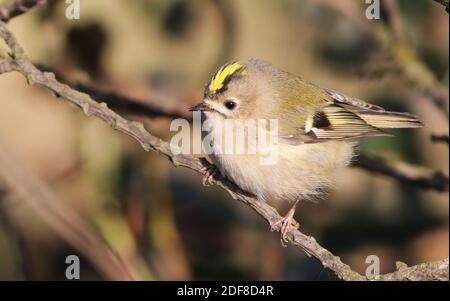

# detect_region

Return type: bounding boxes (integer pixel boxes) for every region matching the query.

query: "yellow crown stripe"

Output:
[209,63,246,93]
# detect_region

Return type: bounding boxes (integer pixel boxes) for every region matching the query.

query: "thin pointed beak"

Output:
[189,102,212,112]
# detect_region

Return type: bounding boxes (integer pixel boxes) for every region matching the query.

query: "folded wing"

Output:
[279,89,422,145]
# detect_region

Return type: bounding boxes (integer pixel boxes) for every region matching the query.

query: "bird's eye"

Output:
[224,100,237,110]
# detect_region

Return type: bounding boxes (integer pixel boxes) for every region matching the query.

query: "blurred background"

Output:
[0,0,448,280]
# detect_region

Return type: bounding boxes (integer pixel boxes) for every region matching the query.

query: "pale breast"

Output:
[203,115,354,203]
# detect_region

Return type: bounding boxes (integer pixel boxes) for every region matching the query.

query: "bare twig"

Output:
[431,134,450,145]
[378,259,449,281]
[76,82,192,120]
[34,65,192,120]
[0,0,46,22]
[0,20,447,281]
[383,0,405,41]
[353,154,449,192]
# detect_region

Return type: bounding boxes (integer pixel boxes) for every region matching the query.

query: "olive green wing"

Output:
[279,104,390,145]
[279,89,422,145]
[324,88,422,129]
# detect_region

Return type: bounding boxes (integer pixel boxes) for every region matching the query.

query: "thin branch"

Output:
[76,82,192,120]
[431,134,450,145]
[353,154,449,192]
[383,0,405,41]
[378,259,449,281]
[33,65,192,120]
[0,0,46,22]
[0,20,447,281]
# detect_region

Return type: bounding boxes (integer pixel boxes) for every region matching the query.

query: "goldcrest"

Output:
[190,59,422,246]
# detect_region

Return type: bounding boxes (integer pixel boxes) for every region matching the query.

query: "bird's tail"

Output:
[357,110,423,129]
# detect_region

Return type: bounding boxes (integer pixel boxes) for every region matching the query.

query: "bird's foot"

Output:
[270,205,299,247]
[200,165,218,186]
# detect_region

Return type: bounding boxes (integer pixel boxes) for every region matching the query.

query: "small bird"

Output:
[190,59,422,246]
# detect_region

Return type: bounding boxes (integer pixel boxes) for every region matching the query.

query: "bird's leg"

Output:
[200,164,218,186]
[270,200,300,247]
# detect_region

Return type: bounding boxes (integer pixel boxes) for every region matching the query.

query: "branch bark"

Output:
[1,20,447,281]
[75,82,192,120]
[33,64,192,120]
[378,259,449,281]
[353,154,449,192]
[0,0,46,22]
